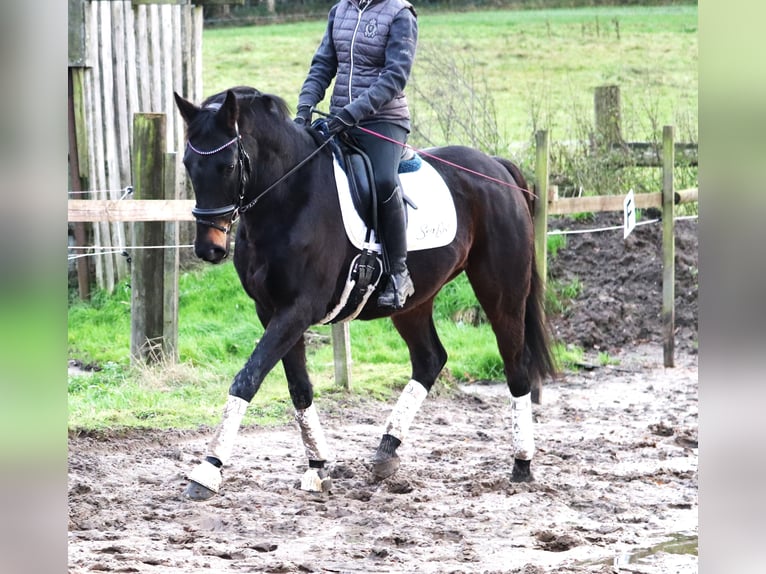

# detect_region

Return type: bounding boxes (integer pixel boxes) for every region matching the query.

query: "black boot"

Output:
[377,187,414,308]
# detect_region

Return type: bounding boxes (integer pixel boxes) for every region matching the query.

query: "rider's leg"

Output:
[352,122,414,308]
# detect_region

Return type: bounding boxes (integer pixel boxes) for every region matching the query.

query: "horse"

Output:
[174,86,557,500]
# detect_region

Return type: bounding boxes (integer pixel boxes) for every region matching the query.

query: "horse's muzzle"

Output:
[195,242,228,263]
[194,228,229,263]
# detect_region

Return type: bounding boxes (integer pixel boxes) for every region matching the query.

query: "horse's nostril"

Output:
[195,244,227,263]
[213,246,227,261]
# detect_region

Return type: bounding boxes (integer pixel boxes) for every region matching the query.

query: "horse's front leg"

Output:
[282,337,333,494]
[185,312,309,501]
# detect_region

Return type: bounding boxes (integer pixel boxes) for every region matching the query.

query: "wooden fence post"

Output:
[594,85,623,149]
[163,151,180,363]
[131,113,168,364]
[68,67,91,301]
[662,125,675,367]
[534,130,550,289]
[332,323,352,391]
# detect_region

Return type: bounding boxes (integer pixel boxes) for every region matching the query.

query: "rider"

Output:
[294,0,418,309]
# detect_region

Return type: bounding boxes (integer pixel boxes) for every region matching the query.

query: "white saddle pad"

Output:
[333,157,457,252]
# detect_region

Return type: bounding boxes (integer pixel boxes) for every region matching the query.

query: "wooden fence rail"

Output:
[67,188,698,223]
[68,199,196,223]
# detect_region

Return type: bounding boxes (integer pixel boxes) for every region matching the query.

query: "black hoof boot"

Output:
[185,480,217,501]
[371,434,402,481]
[510,458,534,483]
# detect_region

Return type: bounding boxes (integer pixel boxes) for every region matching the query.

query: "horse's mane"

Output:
[201,86,291,120]
[188,86,293,148]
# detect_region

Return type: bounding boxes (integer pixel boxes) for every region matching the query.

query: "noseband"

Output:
[186,122,252,234]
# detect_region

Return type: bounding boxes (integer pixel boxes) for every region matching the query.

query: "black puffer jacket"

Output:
[297,0,418,131]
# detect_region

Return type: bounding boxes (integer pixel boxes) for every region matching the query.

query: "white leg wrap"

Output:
[208,395,249,466]
[511,392,535,460]
[295,404,332,462]
[384,379,428,442]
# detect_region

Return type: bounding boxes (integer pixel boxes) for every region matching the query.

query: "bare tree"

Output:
[408,43,501,155]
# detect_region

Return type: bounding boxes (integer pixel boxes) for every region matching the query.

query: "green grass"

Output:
[68,265,576,431]
[202,5,698,201]
[203,5,697,146]
[68,264,583,431]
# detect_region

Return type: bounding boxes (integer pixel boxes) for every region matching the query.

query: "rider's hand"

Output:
[326,109,356,136]
[294,105,312,126]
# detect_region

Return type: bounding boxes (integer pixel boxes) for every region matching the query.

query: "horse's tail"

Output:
[492,156,535,216]
[524,256,559,403]
[493,156,558,404]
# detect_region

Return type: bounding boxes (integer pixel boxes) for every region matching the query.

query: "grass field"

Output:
[68,5,696,432]
[202,5,697,148]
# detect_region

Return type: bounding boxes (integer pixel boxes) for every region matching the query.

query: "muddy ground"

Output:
[68,214,698,573]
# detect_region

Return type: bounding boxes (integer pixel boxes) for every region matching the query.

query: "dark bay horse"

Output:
[174,86,556,500]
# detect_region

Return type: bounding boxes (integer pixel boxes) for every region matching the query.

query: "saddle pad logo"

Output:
[333,159,457,252]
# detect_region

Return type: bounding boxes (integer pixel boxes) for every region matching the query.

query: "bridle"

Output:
[186,121,333,234]
[186,122,252,234]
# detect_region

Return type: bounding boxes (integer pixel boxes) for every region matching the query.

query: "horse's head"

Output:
[174,88,252,263]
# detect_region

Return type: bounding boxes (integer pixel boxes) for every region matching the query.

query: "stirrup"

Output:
[378,270,414,309]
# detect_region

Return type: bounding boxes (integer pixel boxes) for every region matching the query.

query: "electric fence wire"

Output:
[67,215,697,262]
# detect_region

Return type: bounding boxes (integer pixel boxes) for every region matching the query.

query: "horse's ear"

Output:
[174,92,199,125]
[217,90,240,132]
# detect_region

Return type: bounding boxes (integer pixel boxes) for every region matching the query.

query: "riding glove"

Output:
[326,109,356,136]
[294,105,312,126]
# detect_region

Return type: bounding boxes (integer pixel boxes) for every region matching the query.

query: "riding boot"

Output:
[377,187,414,308]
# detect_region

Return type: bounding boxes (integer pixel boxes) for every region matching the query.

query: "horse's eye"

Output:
[223,163,236,174]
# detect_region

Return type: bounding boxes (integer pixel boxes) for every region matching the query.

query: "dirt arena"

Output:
[68,214,698,573]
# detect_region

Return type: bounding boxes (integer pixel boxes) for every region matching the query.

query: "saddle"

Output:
[312,120,421,324]
[314,119,421,231]
[337,136,379,230]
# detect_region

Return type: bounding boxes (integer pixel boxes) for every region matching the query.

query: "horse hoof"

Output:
[510,458,534,483]
[371,454,400,481]
[300,468,332,493]
[185,480,217,501]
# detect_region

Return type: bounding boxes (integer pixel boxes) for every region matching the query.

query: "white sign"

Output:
[623,189,636,239]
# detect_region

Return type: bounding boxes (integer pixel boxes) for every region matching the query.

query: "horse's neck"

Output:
[251,129,317,190]
[243,134,332,225]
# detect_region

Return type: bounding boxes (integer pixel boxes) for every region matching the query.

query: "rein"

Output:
[186,124,333,233]
[238,137,334,213]
[354,125,537,199]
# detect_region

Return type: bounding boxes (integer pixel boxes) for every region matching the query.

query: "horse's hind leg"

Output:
[466,267,537,482]
[282,337,333,493]
[372,302,447,480]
